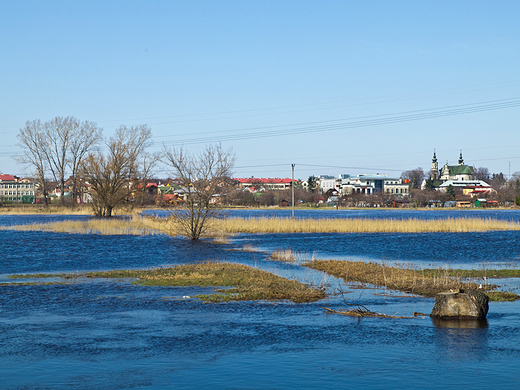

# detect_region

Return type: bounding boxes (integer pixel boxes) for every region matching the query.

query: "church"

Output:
[421,151,491,194]
[430,150,476,183]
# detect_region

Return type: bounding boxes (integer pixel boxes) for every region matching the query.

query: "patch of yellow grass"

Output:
[210,217,520,234]
[269,249,303,263]
[0,205,94,215]
[1,215,166,236]
[4,215,520,236]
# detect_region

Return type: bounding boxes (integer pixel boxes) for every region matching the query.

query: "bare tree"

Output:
[80,125,153,217]
[68,120,103,205]
[132,151,162,205]
[401,168,425,189]
[163,143,235,240]
[16,120,49,205]
[42,117,75,204]
[18,116,102,206]
[475,167,490,181]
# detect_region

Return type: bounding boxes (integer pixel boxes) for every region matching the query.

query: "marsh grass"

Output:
[242,245,260,252]
[269,249,303,264]
[210,217,520,234]
[0,205,94,215]
[85,262,326,303]
[305,259,520,301]
[0,215,171,236]
[5,215,520,237]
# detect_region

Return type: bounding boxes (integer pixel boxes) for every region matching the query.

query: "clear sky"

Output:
[1,0,519,181]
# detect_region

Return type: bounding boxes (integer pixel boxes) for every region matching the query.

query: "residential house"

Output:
[0,175,35,203]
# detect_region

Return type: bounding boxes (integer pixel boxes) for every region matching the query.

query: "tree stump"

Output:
[430,289,489,320]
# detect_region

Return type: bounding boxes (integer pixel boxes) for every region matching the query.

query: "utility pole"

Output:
[291,163,295,219]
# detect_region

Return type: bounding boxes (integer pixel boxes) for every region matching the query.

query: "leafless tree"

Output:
[131,151,162,205]
[16,120,49,205]
[80,125,153,217]
[475,167,490,181]
[163,143,235,240]
[68,120,103,205]
[401,168,425,189]
[17,116,102,206]
[42,117,75,204]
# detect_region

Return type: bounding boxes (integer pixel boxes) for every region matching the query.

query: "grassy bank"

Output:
[5,262,325,303]
[85,262,326,303]
[304,259,519,301]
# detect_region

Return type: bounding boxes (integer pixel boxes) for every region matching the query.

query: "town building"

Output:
[233,177,294,192]
[438,180,494,196]
[0,174,36,203]
[317,173,408,196]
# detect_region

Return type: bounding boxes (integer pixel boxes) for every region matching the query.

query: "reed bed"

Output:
[5,215,519,236]
[305,259,519,301]
[86,261,326,303]
[0,205,94,215]
[268,249,304,263]
[211,217,520,234]
[2,215,165,236]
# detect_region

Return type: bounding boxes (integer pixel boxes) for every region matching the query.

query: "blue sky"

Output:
[1,1,519,180]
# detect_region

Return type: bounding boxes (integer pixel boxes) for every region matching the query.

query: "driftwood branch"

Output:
[323,307,426,319]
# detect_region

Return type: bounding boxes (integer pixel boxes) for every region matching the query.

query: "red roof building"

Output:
[233,178,294,191]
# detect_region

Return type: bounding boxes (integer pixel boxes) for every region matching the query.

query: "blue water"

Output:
[1,210,520,389]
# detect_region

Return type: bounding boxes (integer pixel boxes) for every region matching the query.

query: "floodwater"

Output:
[1,210,520,389]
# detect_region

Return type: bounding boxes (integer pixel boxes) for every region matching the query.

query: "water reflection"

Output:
[431,318,489,329]
[432,318,489,363]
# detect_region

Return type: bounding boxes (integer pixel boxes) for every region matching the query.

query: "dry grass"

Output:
[86,261,326,303]
[210,217,520,234]
[5,215,520,236]
[268,249,304,263]
[1,215,167,236]
[305,259,519,301]
[0,204,94,215]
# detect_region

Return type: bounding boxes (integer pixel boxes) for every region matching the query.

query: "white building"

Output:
[317,173,408,196]
[316,175,338,192]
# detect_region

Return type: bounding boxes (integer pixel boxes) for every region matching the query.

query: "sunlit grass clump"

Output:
[86,262,326,303]
[211,217,520,234]
[305,259,520,301]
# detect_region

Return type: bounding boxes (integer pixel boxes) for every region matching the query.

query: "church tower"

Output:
[458,150,464,165]
[430,150,439,180]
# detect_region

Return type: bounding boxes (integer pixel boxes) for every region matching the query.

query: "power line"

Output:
[158,97,520,146]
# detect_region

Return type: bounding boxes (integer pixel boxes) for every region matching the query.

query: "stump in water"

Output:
[430,289,489,320]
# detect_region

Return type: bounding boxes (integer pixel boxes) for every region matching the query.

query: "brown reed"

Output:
[305,259,519,301]
[209,216,520,234]
[1,215,165,236]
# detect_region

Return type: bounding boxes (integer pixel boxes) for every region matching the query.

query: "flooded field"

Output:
[1,210,520,389]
